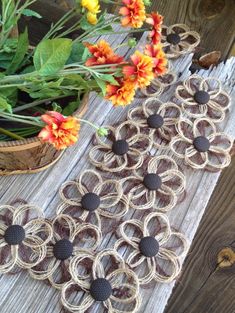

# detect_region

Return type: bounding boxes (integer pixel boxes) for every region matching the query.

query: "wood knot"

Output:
[217,248,235,268]
[199,0,226,19]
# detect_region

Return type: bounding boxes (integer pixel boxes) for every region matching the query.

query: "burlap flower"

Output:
[122,155,186,211]
[61,249,141,313]
[128,98,182,149]
[170,118,233,170]
[161,24,200,59]
[141,62,177,97]
[175,75,231,122]
[89,121,152,173]
[58,169,127,228]
[114,212,188,285]
[29,214,101,289]
[0,204,52,274]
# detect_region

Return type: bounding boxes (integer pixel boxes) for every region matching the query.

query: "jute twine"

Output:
[121,155,186,212]
[161,24,200,59]
[89,121,152,173]
[0,205,53,273]
[114,212,189,285]
[61,249,141,313]
[175,75,231,123]
[29,214,102,289]
[170,117,233,170]
[128,98,182,149]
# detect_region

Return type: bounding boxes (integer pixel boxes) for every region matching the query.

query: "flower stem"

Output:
[0,127,24,140]
[78,118,99,130]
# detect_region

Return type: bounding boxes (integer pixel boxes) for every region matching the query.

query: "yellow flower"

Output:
[81,0,100,14]
[87,12,98,25]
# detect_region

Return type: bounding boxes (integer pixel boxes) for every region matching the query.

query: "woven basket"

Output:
[0,93,89,176]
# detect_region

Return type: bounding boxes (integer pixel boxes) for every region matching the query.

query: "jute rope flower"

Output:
[175,75,231,122]
[114,212,188,285]
[141,62,177,97]
[128,98,182,149]
[122,155,186,211]
[58,169,127,228]
[161,24,200,59]
[170,118,233,170]
[29,214,101,289]
[0,204,52,274]
[61,249,141,313]
[89,121,152,173]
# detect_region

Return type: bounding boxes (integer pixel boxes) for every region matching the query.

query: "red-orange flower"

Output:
[146,12,163,45]
[119,0,146,29]
[123,51,154,88]
[106,77,136,106]
[85,40,124,66]
[145,44,168,76]
[38,111,80,150]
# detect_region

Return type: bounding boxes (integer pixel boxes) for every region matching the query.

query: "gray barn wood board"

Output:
[0,30,234,313]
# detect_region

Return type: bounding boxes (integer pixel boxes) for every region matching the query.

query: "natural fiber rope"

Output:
[114,212,189,285]
[170,117,233,170]
[61,249,141,313]
[0,204,53,273]
[175,75,231,123]
[89,121,152,173]
[161,24,200,59]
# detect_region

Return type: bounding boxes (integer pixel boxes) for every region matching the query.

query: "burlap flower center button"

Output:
[90,278,112,301]
[193,90,210,105]
[143,173,162,190]
[112,139,129,155]
[4,225,25,245]
[53,239,73,260]
[166,33,181,45]
[193,136,210,152]
[81,192,101,211]
[147,114,164,129]
[139,236,160,257]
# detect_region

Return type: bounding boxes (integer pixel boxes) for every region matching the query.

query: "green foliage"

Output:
[67,42,89,64]
[21,9,42,19]
[0,96,13,113]
[33,38,72,76]
[62,99,81,116]
[6,29,29,74]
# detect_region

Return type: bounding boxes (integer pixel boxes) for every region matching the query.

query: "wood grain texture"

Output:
[165,156,235,313]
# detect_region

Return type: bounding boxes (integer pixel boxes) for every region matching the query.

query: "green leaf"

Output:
[6,29,29,74]
[34,38,72,76]
[62,99,81,116]
[22,9,42,19]
[99,74,119,86]
[80,16,95,31]
[94,77,107,96]
[67,42,87,64]
[0,88,18,107]
[0,96,12,113]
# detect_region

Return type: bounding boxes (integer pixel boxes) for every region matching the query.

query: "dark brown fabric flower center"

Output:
[166,33,181,45]
[139,236,160,257]
[147,114,164,129]
[143,174,162,190]
[193,136,210,152]
[90,278,112,301]
[53,239,73,260]
[81,192,101,211]
[112,140,129,155]
[194,90,210,105]
[4,225,25,245]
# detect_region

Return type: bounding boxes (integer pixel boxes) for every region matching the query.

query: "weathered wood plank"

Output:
[0,33,234,313]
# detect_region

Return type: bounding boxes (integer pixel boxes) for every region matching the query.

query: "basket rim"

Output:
[0,93,89,150]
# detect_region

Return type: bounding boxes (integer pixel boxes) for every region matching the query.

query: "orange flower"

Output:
[106,77,136,106]
[123,51,154,88]
[119,0,146,28]
[145,44,168,76]
[38,111,80,150]
[146,12,163,45]
[85,40,124,66]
